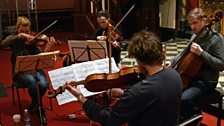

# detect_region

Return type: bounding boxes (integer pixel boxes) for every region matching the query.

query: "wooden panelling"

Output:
[0,0,161,39]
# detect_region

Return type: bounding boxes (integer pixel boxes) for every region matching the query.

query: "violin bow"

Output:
[108,4,136,73]
[32,20,58,40]
[114,4,135,31]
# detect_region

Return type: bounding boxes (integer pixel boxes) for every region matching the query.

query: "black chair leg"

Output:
[217,98,222,126]
[16,88,22,115]
[12,84,15,106]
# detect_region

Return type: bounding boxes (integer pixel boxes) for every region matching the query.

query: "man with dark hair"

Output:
[92,10,122,65]
[66,30,182,126]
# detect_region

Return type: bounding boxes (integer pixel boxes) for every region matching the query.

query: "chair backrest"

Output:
[177,114,203,126]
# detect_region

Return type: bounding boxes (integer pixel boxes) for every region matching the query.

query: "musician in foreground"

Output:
[66,30,182,126]
[166,8,224,120]
[0,16,56,124]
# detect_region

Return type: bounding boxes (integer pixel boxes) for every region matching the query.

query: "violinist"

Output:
[0,16,56,125]
[92,10,122,65]
[66,30,182,126]
[165,8,224,120]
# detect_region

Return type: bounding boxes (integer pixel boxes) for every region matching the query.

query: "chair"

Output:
[195,89,224,126]
[177,114,203,126]
[12,82,23,115]
[12,82,53,115]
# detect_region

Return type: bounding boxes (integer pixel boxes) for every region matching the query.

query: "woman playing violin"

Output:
[92,10,122,65]
[0,16,56,124]
[66,30,182,126]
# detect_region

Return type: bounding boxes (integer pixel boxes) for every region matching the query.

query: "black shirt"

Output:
[82,68,182,126]
[92,27,122,65]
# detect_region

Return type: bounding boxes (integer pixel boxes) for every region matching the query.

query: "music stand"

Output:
[68,40,107,62]
[14,50,59,125]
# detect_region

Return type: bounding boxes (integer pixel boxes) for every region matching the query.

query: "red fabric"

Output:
[0,39,223,126]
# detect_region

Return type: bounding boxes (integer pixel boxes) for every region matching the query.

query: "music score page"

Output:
[48,58,119,105]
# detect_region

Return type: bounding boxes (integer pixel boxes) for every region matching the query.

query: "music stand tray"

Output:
[15,51,60,74]
[68,40,107,62]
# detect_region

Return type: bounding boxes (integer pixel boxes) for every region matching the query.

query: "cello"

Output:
[171,11,223,89]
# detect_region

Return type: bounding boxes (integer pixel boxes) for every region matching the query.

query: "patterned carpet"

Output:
[120,40,224,98]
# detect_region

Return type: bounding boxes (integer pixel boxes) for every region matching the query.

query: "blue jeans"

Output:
[13,70,48,105]
[180,79,217,118]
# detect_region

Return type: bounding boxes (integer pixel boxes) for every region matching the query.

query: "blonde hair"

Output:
[16,16,31,29]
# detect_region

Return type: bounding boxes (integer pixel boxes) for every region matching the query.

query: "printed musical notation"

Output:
[48,58,119,105]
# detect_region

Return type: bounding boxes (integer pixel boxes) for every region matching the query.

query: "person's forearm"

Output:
[77,94,87,105]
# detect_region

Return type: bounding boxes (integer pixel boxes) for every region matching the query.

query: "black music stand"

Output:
[14,51,59,125]
[68,40,107,63]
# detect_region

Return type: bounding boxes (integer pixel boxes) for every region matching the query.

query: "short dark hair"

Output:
[128,30,164,66]
[97,10,110,18]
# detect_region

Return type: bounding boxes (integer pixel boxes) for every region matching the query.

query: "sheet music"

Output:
[48,66,76,89]
[48,57,118,105]
[93,58,120,73]
[48,66,78,105]
[71,61,97,82]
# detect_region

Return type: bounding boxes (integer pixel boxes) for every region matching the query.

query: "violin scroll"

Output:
[46,86,65,98]
[46,81,85,98]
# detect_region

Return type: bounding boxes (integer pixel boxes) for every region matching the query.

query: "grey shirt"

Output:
[170,30,224,83]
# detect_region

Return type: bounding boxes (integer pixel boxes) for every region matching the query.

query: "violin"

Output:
[29,31,48,46]
[103,25,121,41]
[99,25,123,50]
[46,66,144,98]
[26,20,58,46]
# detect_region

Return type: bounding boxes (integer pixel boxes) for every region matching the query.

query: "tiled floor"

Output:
[120,40,224,97]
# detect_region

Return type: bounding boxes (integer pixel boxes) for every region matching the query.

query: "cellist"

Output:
[165,8,224,120]
[66,30,182,126]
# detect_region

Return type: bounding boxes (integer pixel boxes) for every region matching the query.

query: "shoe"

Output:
[28,102,38,113]
[38,108,47,125]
